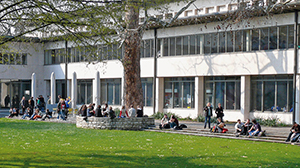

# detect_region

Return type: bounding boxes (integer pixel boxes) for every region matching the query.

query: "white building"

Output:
[1,0,300,124]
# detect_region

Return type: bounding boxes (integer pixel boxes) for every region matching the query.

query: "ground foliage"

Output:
[0,118,299,167]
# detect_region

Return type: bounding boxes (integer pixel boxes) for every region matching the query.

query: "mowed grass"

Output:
[0,118,299,168]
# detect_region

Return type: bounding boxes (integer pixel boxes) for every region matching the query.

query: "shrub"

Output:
[151,112,180,120]
[253,116,287,127]
[113,108,120,117]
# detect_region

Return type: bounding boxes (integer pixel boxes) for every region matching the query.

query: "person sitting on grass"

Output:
[248,119,262,137]
[22,107,32,119]
[235,119,244,136]
[159,114,170,129]
[42,109,52,120]
[214,117,225,133]
[285,122,300,142]
[169,115,179,129]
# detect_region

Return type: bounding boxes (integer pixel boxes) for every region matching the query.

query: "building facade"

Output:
[1,0,300,124]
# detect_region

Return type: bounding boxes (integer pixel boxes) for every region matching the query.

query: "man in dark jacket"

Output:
[203,102,213,129]
[108,106,116,119]
[136,105,143,117]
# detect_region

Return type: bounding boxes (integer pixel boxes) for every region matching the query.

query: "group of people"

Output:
[159,114,186,130]
[78,102,144,120]
[235,118,264,137]
[203,102,224,129]
[8,95,46,118]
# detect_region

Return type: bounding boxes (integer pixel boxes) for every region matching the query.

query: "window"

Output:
[252,29,259,51]
[219,32,225,53]
[144,40,152,57]
[183,36,189,55]
[190,35,196,55]
[163,38,169,56]
[260,28,268,50]
[227,32,233,52]
[176,37,182,56]
[101,79,121,105]
[205,76,240,110]
[142,78,153,106]
[170,37,176,56]
[204,34,211,54]
[211,33,218,53]
[251,75,293,112]
[279,26,287,49]
[269,27,277,49]
[288,25,294,48]
[235,31,242,52]
[77,80,93,105]
[164,77,195,109]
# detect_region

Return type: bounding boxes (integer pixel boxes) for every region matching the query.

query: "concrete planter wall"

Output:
[76,116,155,130]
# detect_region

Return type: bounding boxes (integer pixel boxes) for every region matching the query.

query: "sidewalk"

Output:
[155,120,291,137]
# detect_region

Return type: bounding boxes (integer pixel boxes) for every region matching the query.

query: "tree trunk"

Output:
[123,2,143,109]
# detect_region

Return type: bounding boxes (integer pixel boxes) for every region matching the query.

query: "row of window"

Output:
[44,24,298,65]
[0,53,27,65]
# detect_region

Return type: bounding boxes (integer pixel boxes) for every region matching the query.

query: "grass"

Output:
[0,118,299,168]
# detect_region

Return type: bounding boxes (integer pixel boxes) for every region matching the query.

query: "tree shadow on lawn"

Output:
[1,150,299,168]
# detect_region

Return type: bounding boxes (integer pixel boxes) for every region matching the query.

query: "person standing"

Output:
[203,102,213,129]
[29,97,35,111]
[215,103,224,122]
[20,96,26,115]
[128,105,136,118]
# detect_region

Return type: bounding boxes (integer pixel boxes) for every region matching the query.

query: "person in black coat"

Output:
[136,105,143,117]
[95,105,103,117]
[215,103,224,122]
[203,102,213,129]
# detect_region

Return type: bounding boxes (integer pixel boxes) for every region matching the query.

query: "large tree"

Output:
[0,0,295,109]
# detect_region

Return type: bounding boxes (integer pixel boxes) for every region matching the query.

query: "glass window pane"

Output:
[260,28,268,50]
[251,81,262,111]
[164,82,173,108]
[277,81,287,111]
[215,82,224,108]
[252,29,259,51]
[146,83,153,106]
[145,40,151,57]
[176,37,182,56]
[196,35,201,54]
[87,83,92,104]
[236,82,241,109]
[270,27,277,49]
[211,33,217,53]
[205,82,213,105]
[279,26,287,49]
[114,83,120,105]
[170,37,175,56]
[183,82,191,108]
[190,35,196,55]
[235,31,242,52]
[183,36,189,55]
[204,34,211,54]
[163,38,169,56]
[101,83,107,104]
[288,25,294,48]
[227,32,233,52]
[219,32,225,53]
[140,41,144,58]
[174,82,182,108]
[264,81,275,111]
[107,83,113,105]
[226,82,235,109]
[142,83,146,105]
[288,81,293,112]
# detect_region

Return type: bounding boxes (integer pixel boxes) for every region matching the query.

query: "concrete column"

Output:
[241,75,251,121]
[50,72,56,104]
[195,76,205,116]
[31,73,36,101]
[93,71,100,108]
[295,75,300,124]
[157,77,164,113]
[71,72,77,110]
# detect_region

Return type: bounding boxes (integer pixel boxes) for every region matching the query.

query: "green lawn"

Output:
[0,118,298,168]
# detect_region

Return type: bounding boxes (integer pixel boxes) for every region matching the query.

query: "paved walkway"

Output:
[155,120,291,137]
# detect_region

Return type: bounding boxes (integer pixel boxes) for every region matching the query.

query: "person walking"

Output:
[203,102,213,129]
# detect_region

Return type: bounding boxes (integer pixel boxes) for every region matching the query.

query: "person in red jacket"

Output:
[119,106,129,118]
